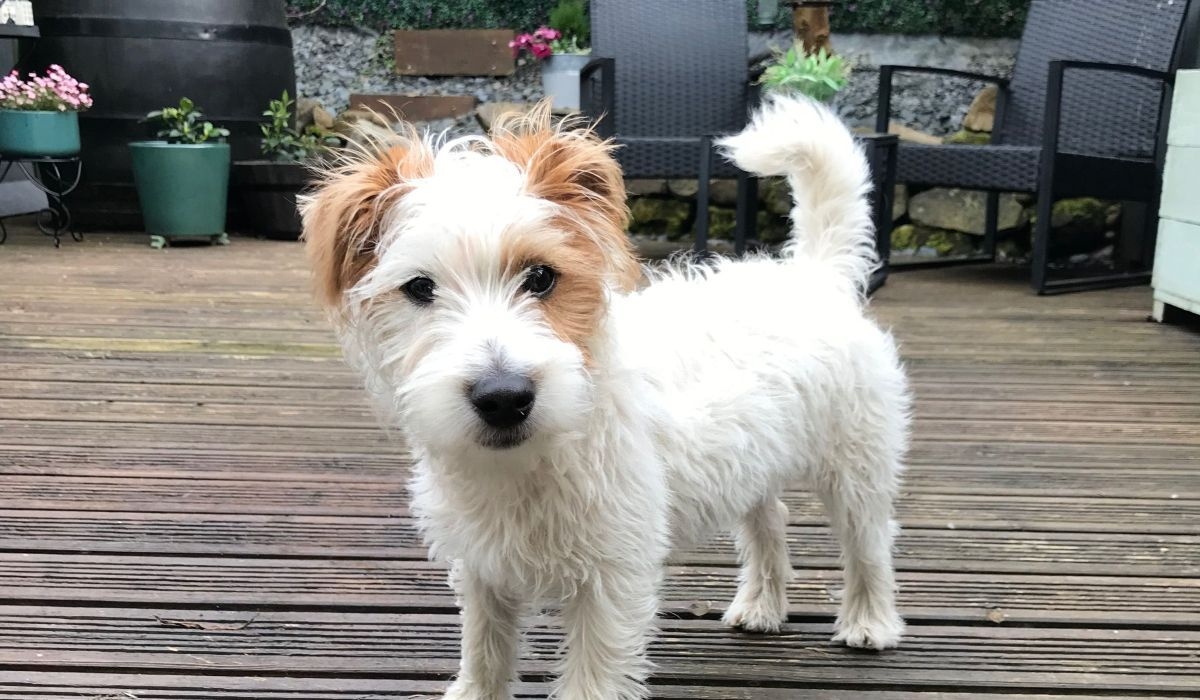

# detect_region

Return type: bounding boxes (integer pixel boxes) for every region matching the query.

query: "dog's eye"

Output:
[522,265,557,298]
[401,276,436,305]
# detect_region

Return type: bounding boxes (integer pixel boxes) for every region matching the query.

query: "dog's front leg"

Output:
[554,570,658,700]
[445,569,521,700]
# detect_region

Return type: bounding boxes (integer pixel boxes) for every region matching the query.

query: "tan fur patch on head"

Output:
[500,222,610,361]
[300,130,433,310]
[490,102,641,355]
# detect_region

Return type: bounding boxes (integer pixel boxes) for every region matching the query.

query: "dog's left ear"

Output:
[491,105,640,291]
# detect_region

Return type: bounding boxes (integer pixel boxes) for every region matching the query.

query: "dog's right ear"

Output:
[300,137,433,310]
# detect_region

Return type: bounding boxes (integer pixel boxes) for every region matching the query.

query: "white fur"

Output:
[329,96,910,700]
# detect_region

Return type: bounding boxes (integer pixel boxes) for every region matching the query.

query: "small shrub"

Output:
[259,90,339,162]
[548,0,589,46]
[145,98,229,144]
[759,45,849,102]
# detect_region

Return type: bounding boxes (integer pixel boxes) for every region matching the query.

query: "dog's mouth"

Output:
[476,426,532,450]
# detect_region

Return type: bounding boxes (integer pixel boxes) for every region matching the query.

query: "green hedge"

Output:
[826,1,1029,38]
[288,1,1030,38]
[286,1,558,31]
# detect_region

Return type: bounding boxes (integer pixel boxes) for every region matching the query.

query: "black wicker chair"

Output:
[580,0,759,254]
[877,0,1198,294]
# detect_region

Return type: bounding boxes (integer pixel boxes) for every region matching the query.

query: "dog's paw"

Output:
[443,679,511,700]
[831,612,904,650]
[722,596,788,633]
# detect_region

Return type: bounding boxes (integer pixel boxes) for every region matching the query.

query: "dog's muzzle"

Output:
[469,372,535,447]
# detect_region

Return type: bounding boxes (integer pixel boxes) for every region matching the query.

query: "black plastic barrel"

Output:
[28,1,296,229]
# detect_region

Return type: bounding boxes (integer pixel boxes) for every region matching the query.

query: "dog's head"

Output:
[301,105,638,456]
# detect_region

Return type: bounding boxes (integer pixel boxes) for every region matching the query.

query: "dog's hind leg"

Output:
[721,497,794,633]
[814,455,905,650]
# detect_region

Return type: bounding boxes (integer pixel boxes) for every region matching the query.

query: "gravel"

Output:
[293,24,542,135]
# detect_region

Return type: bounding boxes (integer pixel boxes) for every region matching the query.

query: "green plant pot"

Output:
[129,141,230,246]
[0,110,81,157]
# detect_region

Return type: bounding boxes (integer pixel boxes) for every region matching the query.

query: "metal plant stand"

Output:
[0,155,82,247]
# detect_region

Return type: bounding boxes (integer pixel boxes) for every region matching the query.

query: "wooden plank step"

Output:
[3,416,1198,450]
[1,475,1196,532]
[5,377,1200,407]
[0,322,334,343]
[1,446,1194,500]
[0,397,379,427]
[0,379,368,405]
[9,395,1200,426]
[0,335,341,359]
[0,607,1196,692]
[2,511,1196,577]
[3,554,1194,627]
[0,445,406,479]
[0,420,396,452]
[0,672,1149,700]
[0,361,358,388]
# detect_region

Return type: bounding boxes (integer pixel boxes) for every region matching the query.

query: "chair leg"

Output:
[1030,186,1054,294]
[734,173,757,256]
[692,136,713,256]
[984,191,999,261]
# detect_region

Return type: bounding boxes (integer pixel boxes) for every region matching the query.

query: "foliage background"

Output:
[286,1,1031,38]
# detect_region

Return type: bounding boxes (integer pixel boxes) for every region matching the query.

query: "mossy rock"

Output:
[668,179,699,198]
[707,206,738,240]
[760,177,792,216]
[892,224,977,257]
[908,188,1028,235]
[1051,197,1107,232]
[629,197,691,238]
[625,179,668,196]
[891,224,917,251]
[758,210,791,244]
[923,228,977,256]
[893,183,908,222]
[943,129,991,145]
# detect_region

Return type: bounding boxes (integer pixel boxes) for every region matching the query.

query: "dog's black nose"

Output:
[469,373,536,429]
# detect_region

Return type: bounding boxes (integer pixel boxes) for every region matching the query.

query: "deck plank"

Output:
[0,608,1197,692]
[1,231,1198,696]
[1,554,1195,627]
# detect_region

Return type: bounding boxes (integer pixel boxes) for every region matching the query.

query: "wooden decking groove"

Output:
[1,231,1197,697]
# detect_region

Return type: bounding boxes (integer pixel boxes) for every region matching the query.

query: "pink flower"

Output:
[533,26,561,41]
[509,33,534,58]
[530,42,552,59]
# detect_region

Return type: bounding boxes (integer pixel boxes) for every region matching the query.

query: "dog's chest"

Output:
[414,474,619,594]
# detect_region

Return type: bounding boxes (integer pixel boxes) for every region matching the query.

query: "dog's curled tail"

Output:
[718,95,877,297]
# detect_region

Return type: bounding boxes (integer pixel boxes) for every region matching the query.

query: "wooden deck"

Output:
[0,228,1198,699]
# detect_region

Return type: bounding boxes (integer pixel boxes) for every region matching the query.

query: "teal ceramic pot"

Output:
[0,110,81,157]
[129,141,230,242]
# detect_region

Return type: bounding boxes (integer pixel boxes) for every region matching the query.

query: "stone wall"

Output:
[292,26,1017,136]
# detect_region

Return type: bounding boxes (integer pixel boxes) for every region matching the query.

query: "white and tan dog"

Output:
[301,95,910,700]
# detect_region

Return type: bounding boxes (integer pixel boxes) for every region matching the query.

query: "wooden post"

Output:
[790,1,832,55]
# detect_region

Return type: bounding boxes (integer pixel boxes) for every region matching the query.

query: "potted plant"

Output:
[232,90,338,240]
[129,98,231,248]
[0,64,92,156]
[511,0,591,110]
[758,44,848,102]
